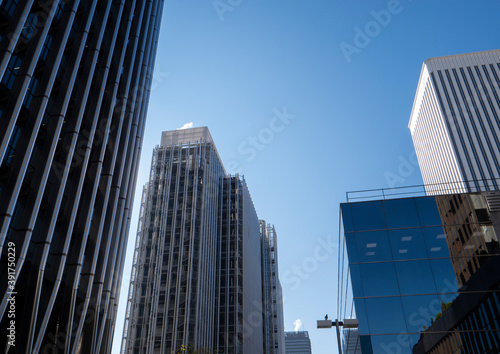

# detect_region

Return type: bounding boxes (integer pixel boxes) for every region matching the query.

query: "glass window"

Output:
[361,262,399,297]
[401,294,442,334]
[395,260,437,295]
[383,198,421,229]
[349,263,364,298]
[21,13,38,40]
[370,334,413,354]
[430,258,459,294]
[1,55,22,89]
[422,226,451,258]
[40,35,53,61]
[416,197,443,226]
[389,228,428,260]
[354,298,370,335]
[355,230,393,262]
[349,201,387,231]
[341,203,355,233]
[364,297,407,334]
[345,233,358,263]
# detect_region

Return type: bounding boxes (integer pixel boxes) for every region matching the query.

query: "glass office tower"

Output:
[284,331,312,353]
[0,0,164,352]
[339,191,500,353]
[261,222,286,354]
[122,128,283,354]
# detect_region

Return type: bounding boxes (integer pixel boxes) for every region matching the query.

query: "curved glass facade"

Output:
[340,192,500,354]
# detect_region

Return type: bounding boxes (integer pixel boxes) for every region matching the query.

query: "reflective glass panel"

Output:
[369,334,412,354]
[401,294,442,334]
[345,233,358,263]
[429,258,459,294]
[349,201,386,231]
[422,226,450,258]
[361,262,399,297]
[350,263,364,298]
[364,297,407,334]
[388,228,428,260]
[394,260,437,295]
[383,198,421,229]
[354,298,370,334]
[341,204,355,233]
[416,197,443,226]
[355,230,392,262]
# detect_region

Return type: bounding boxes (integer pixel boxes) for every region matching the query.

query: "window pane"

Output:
[369,334,412,354]
[416,197,443,226]
[389,228,428,260]
[361,262,399,297]
[364,297,407,334]
[356,230,392,262]
[349,201,386,231]
[422,226,450,258]
[395,260,437,295]
[383,198,421,229]
[401,294,442,333]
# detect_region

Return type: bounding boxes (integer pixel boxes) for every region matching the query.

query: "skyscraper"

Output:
[342,328,361,354]
[409,49,500,194]
[284,331,312,354]
[261,222,286,354]
[122,127,284,353]
[0,0,164,352]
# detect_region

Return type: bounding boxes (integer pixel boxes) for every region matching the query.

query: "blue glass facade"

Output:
[340,192,500,354]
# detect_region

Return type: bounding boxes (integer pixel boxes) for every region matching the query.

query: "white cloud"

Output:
[293,319,302,332]
[177,122,194,130]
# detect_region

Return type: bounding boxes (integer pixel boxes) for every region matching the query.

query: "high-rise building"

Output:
[122,127,284,353]
[261,222,286,354]
[342,328,361,354]
[409,49,500,194]
[284,331,312,354]
[0,1,164,352]
[339,189,500,354]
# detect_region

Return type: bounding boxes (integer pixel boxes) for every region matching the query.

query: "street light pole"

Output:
[335,320,342,354]
[317,318,358,354]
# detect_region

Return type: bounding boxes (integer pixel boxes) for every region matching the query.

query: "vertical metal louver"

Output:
[0,0,165,352]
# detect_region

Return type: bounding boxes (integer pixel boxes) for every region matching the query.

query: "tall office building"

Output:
[409,49,500,194]
[339,189,500,353]
[342,328,361,354]
[122,127,284,353]
[261,222,286,354]
[0,0,164,352]
[284,331,312,354]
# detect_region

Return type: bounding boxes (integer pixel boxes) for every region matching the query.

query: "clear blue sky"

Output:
[112,1,500,353]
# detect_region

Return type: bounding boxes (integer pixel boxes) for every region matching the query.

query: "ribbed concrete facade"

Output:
[409,49,500,194]
[123,128,284,353]
[0,0,164,352]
